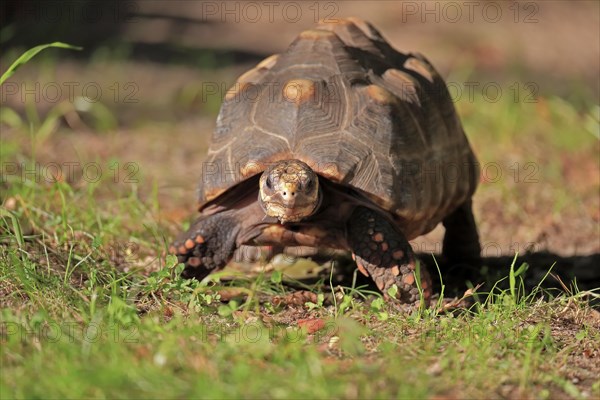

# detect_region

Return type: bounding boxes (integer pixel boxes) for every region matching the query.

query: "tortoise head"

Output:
[259,160,321,224]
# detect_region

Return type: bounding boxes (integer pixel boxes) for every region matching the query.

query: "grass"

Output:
[1,47,600,399]
[2,245,599,398]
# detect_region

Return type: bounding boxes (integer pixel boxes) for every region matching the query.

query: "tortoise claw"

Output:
[170,211,241,280]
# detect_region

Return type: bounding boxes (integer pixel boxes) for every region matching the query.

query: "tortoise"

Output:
[170,18,481,303]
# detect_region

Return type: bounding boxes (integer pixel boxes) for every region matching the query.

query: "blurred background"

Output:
[1,1,599,275]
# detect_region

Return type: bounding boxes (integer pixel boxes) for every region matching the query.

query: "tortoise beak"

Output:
[280,182,300,208]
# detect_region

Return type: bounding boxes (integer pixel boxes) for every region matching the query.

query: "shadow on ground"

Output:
[279,251,600,304]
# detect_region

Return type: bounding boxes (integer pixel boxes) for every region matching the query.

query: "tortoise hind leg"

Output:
[442,200,481,267]
[170,210,242,281]
[347,207,432,304]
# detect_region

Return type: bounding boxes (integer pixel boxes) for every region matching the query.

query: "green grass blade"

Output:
[0,207,24,249]
[0,42,82,86]
[509,253,519,301]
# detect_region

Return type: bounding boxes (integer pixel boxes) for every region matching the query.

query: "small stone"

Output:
[5,197,17,210]
[298,318,325,334]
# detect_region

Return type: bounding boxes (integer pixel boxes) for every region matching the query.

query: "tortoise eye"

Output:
[305,179,313,190]
[266,177,273,189]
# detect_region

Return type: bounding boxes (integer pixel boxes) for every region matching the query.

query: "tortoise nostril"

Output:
[283,192,287,196]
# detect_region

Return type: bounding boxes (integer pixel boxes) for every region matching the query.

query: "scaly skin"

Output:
[347,207,433,303]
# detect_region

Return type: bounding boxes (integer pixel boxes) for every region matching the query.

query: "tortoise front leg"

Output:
[347,207,432,303]
[170,210,242,280]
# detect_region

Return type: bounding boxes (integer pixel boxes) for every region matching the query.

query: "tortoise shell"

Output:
[200,18,479,239]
